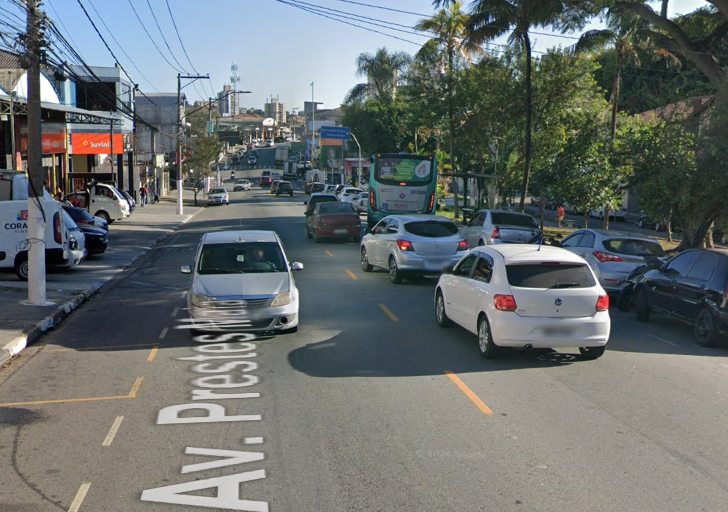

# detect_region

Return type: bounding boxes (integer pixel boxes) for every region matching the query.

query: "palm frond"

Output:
[573,29,616,54]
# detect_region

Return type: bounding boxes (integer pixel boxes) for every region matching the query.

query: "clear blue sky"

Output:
[39,0,706,112]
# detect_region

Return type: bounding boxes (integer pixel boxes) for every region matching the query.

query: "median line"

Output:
[346,270,358,281]
[378,303,398,322]
[68,482,91,512]
[444,371,493,416]
[102,416,124,447]
[325,250,333,257]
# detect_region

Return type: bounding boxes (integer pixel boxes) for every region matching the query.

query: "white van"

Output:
[66,182,130,222]
[0,170,86,280]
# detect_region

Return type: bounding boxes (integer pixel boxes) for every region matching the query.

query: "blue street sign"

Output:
[319,126,351,140]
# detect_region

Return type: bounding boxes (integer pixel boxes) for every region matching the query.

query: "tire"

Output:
[96,211,110,222]
[14,253,29,281]
[360,247,372,272]
[616,287,633,312]
[694,308,720,347]
[306,225,312,239]
[635,287,650,322]
[435,290,452,327]
[477,314,500,359]
[478,239,484,247]
[579,345,606,360]
[388,256,402,284]
[313,229,320,243]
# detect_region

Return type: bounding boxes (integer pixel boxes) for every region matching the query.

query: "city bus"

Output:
[367,153,437,227]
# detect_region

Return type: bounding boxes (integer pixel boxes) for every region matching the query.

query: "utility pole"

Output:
[25,0,51,305]
[311,82,315,169]
[9,91,16,170]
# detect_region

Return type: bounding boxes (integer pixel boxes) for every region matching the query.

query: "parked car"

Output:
[259,176,273,187]
[180,230,303,334]
[589,205,627,222]
[361,215,469,283]
[338,187,363,204]
[460,209,541,247]
[634,248,728,346]
[306,202,361,243]
[62,204,109,232]
[555,229,666,294]
[207,187,229,206]
[270,180,282,194]
[434,244,611,359]
[234,179,251,191]
[121,190,136,213]
[276,181,294,197]
[77,223,108,255]
[303,193,338,216]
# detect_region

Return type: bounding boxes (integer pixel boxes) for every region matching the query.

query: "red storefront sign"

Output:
[20,133,66,154]
[71,133,124,155]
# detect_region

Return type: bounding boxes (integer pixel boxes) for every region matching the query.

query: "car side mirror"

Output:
[181,265,191,274]
[290,262,304,271]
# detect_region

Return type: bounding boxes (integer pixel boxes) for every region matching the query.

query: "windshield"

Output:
[506,263,596,288]
[404,220,458,237]
[374,156,433,184]
[197,242,286,274]
[318,203,355,214]
[603,238,665,257]
[62,209,80,230]
[209,188,226,194]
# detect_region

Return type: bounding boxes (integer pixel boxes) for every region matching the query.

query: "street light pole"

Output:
[311,81,315,169]
[350,132,362,188]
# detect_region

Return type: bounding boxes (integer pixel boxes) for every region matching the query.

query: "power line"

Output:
[144,0,188,72]
[125,0,183,72]
[45,0,85,60]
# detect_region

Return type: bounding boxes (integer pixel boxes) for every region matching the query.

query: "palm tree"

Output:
[434,0,585,212]
[415,1,483,218]
[573,12,680,139]
[344,48,412,105]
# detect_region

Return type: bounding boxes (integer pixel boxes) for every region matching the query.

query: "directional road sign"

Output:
[319,126,351,140]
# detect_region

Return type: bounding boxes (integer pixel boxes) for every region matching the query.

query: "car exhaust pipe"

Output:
[524,344,533,350]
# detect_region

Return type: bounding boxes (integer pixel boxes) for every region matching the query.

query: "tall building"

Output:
[218,85,238,117]
[264,96,286,125]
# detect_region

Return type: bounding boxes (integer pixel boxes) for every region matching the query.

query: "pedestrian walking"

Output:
[140,184,148,207]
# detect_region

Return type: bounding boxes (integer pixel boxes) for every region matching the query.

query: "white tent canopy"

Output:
[12,72,61,104]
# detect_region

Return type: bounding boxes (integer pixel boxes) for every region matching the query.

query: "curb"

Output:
[0,207,204,368]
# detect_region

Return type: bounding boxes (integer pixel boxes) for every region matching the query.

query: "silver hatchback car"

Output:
[360,215,469,283]
[557,229,665,293]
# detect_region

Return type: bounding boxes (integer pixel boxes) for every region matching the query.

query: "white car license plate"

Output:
[334,229,347,234]
[543,327,573,337]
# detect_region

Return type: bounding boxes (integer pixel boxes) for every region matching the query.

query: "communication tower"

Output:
[230,63,240,115]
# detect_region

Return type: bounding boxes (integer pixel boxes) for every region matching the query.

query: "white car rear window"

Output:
[506,264,596,289]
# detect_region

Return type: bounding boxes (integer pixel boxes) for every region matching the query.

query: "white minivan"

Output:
[66,182,130,222]
[0,170,86,280]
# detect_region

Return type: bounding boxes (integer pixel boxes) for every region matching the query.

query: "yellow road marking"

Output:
[102,416,124,447]
[68,482,91,512]
[325,250,333,257]
[378,303,398,322]
[0,377,144,408]
[45,343,158,353]
[346,270,358,281]
[445,371,493,416]
[159,327,169,339]
[147,347,159,362]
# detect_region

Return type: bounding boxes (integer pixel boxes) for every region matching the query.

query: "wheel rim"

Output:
[478,319,489,353]
[389,259,397,280]
[696,312,712,340]
[361,249,368,270]
[19,261,29,279]
[436,294,444,323]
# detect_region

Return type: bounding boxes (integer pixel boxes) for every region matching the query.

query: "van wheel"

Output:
[694,308,720,347]
[14,253,29,281]
[96,211,110,222]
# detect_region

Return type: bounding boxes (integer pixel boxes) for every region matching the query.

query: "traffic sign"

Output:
[319,126,350,140]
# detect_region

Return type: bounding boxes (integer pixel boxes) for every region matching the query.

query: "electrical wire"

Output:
[125,0,183,73]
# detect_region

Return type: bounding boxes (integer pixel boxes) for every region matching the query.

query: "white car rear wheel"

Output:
[477,315,500,359]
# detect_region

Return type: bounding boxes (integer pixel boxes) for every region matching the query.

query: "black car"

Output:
[63,204,109,232]
[634,248,728,346]
[79,224,109,255]
[276,182,294,197]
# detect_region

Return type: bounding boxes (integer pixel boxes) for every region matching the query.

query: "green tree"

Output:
[416,2,483,217]
[341,99,411,156]
[186,134,223,205]
[344,48,412,105]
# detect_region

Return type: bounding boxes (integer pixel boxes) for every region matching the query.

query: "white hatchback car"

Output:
[181,231,303,333]
[434,244,610,359]
[208,187,229,205]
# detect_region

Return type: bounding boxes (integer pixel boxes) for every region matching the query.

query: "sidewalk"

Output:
[0,189,203,368]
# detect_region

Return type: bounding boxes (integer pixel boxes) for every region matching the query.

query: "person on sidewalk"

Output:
[140,184,148,207]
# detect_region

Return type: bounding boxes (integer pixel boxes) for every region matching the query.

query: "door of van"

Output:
[90,185,126,221]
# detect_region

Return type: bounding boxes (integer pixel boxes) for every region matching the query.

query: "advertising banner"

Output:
[20,133,66,154]
[71,133,124,155]
[320,145,343,169]
[377,157,432,183]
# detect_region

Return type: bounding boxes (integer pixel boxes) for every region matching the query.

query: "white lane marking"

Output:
[159,327,169,340]
[180,291,187,299]
[244,437,263,445]
[68,482,91,512]
[646,333,679,347]
[102,416,124,447]
[171,307,179,318]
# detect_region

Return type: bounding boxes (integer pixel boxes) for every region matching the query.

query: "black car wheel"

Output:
[694,308,720,347]
[635,288,650,322]
[616,287,634,312]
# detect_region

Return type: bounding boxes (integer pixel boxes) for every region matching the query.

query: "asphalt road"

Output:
[1,168,728,512]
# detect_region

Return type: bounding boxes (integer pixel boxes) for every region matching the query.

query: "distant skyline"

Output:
[27,0,709,112]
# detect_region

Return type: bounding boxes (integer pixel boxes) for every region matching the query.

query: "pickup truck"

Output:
[459,209,540,246]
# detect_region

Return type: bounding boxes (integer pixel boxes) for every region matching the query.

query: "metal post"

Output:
[177,73,183,215]
[26,0,50,305]
[311,81,315,168]
[9,91,16,170]
[350,132,362,188]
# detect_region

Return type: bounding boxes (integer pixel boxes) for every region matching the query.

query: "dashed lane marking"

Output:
[180,291,187,299]
[325,250,333,257]
[159,327,168,340]
[147,347,159,362]
[346,270,358,281]
[68,482,91,512]
[378,303,398,322]
[0,377,144,407]
[45,344,158,353]
[171,307,179,317]
[102,416,124,447]
[445,371,493,416]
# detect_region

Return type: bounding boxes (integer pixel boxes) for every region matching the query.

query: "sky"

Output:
[23,0,710,112]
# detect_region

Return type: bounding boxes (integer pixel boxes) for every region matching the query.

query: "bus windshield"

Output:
[374,156,434,185]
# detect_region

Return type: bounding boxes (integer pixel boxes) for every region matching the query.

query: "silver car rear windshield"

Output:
[602,239,665,257]
[506,263,596,289]
[491,213,537,228]
[198,242,286,274]
[404,220,458,237]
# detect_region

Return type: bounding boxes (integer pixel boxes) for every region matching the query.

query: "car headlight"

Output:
[270,291,293,307]
[192,294,213,307]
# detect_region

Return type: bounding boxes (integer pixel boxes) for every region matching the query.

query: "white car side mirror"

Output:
[181,265,192,274]
[290,262,304,271]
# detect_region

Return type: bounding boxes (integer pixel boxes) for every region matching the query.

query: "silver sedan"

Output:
[360,215,469,284]
[557,228,665,293]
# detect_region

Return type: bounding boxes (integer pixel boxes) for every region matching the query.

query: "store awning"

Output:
[0,94,123,125]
